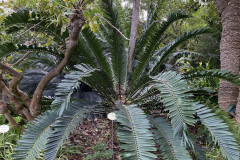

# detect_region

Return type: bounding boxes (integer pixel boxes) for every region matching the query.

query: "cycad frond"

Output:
[149,116,192,160]
[187,88,217,96]
[116,103,157,160]
[100,0,128,91]
[44,101,93,160]
[133,2,161,58]
[4,10,68,43]
[79,28,112,80]
[127,75,153,101]
[183,69,240,87]
[132,12,189,82]
[195,104,239,160]
[11,111,57,160]
[0,43,63,60]
[80,69,116,103]
[150,28,213,74]
[152,71,195,137]
[171,50,203,58]
[51,64,96,116]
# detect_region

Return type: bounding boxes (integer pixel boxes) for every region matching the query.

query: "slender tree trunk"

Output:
[215,0,240,118]
[128,0,140,74]
[29,8,86,117]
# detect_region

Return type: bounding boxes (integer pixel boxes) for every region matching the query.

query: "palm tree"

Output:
[1,0,239,159]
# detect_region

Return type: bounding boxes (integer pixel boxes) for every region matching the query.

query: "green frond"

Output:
[17,53,56,69]
[132,12,189,83]
[115,0,131,37]
[0,43,63,60]
[133,2,163,57]
[149,116,191,160]
[150,28,213,75]
[71,39,97,68]
[152,71,196,137]
[79,28,112,80]
[11,111,57,160]
[116,103,157,160]
[126,75,153,101]
[44,101,94,160]
[100,0,128,91]
[4,10,68,43]
[195,104,239,160]
[187,88,217,96]
[0,42,16,59]
[51,64,97,116]
[80,69,116,103]
[172,50,203,58]
[183,69,240,87]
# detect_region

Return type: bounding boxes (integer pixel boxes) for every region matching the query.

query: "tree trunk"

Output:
[128,0,140,74]
[29,8,86,117]
[215,0,240,117]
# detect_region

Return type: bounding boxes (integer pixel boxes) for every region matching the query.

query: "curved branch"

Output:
[0,81,33,121]
[0,62,32,108]
[0,100,20,129]
[11,51,32,67]
[29,7,86,117]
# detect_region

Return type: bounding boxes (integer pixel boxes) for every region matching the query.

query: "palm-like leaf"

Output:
[11,111,57,160]
[132,12,189,83]
[116,103,157,160]
[0,43,63,60]
[79,28,112,80]
[152,71,196,137]
[149,116,192,160]
[4,10,68,43]
[44,101,94,160]
[183,69,240,86]
[100,0,128,92]
[195,104,239,160]
[171,50,203,58]
[51,64,96,116]
[150,28,213,74]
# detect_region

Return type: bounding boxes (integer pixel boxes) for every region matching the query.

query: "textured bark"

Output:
[0,100,20,129]
[0,63,32,108]
[29,8,86,117]
[128,0,140,74]
[0,82,34,121]
[215,0,240,112]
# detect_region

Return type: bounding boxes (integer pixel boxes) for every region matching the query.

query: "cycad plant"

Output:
[1,0,239,160]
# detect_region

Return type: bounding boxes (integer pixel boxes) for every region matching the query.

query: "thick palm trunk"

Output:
[215,0,240,117]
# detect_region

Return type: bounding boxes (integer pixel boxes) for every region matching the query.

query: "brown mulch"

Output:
[59,118,121,160]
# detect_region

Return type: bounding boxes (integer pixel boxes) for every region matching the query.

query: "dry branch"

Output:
[29,7,86,117]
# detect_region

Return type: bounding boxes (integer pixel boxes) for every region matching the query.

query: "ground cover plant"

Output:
[0,0,239,160]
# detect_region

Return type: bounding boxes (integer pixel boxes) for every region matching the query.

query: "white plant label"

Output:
[107,112,116,121]
[0,125,9,133]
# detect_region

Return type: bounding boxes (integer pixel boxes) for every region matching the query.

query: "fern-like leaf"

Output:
[132,12,189,83]
[149,116,192,160]
[44,101,94,160]
[79,28,112,80]
[11,111,57,160]
[0,43,63,60]
[183,69,240,87]
[195,104,239,160]
[152,71,195,137]
[100,0,128,91]
[116,103,157,160]
[150,28,213,74]
[4,10,68,43]
[51,64,96,116]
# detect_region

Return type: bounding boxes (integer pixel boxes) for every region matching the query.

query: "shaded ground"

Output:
[59,111,205,160]
[59,118,121,160]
